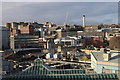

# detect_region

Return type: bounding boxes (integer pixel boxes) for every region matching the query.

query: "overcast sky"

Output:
[2,2,118,25]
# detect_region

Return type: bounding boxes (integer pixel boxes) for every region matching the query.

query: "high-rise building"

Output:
[0,26,10,50]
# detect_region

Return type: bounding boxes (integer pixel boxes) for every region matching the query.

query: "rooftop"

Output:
[3,58,119,80]
[91,52,120,63]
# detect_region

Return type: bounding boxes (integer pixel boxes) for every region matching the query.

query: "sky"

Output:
[1,0,120,2]
[1,2,118,25]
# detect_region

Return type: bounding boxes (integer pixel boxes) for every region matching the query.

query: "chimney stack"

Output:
[103,49,111,61]
[83,15,85,27]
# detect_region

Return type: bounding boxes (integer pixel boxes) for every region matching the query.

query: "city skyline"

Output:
[2,2,118,25]
[1,2,120,79]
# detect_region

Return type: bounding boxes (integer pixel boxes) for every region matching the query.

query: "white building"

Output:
[46,53,53,59]
[54,36,84,46]
[53,53,61,59]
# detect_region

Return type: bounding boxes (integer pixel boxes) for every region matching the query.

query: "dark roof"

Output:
[77,32,104,37]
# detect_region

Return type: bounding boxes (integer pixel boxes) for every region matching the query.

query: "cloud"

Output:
[2,0,120,2]
[0,3,2,25]
[2,2,118,25]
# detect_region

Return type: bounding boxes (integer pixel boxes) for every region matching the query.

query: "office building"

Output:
[10,34,39,49]
[91,50,120,78]
[0,26,10,50]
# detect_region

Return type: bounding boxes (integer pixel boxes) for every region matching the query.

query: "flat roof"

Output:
[91,52,120,63]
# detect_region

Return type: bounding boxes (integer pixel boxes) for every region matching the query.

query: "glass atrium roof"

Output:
[2,58,119,80]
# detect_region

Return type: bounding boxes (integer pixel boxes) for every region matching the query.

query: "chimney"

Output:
[83,15,85,27]
[103,49,111,61]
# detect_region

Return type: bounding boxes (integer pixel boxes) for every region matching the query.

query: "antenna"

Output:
[64,12,68,25]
